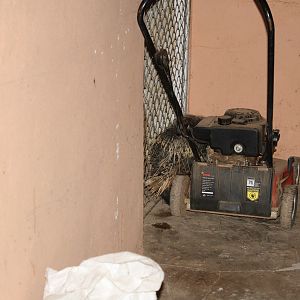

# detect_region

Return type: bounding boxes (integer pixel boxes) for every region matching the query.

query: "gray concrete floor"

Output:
[144,201,300,300]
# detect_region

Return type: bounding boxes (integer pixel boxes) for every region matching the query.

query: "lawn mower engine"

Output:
[190,108,275,217]
[138,0,300,228]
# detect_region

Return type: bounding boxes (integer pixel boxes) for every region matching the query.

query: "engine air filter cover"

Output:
[225,108,262,124]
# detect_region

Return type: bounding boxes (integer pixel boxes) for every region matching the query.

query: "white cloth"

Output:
[43,252,164,300]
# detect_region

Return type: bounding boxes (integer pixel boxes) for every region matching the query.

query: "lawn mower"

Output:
[138,0,299,228]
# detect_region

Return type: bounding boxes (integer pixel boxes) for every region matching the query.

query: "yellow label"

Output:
[247,188,259,201]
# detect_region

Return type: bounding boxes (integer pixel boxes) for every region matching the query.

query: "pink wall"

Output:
[189,0,300,159]
[0,1,144,299]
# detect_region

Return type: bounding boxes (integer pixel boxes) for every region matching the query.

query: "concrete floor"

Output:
[144,201,300,300]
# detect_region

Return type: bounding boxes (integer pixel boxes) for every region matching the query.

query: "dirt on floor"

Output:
[144,202,300,300]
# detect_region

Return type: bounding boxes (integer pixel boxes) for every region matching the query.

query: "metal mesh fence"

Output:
[143,0,190,207]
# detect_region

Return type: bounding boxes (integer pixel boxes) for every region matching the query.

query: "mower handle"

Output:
[255,0,275,167]
[138,0,275,167]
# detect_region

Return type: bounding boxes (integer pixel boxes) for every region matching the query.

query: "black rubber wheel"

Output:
[280,185,298,229]
[170,175,190,216]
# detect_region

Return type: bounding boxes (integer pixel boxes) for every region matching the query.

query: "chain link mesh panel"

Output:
[143,0,190,207]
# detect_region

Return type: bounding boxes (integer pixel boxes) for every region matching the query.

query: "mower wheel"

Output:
[280,185,298,229]
[170,175,190,216]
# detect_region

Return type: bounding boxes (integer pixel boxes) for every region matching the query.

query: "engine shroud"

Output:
[192,108,267,157]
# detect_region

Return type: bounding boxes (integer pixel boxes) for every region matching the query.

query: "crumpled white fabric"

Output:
[43,252,164,300]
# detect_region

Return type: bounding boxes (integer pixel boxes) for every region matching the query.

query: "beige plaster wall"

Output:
[189,0,300,158]
[0,1,144,299]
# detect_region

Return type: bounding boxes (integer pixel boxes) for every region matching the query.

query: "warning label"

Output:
[247,188,260,201]
[247,178,255,187]
[246,178,260,202]
[201,173,215,197]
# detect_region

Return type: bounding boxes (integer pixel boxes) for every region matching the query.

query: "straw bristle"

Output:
[146,124,193,196]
